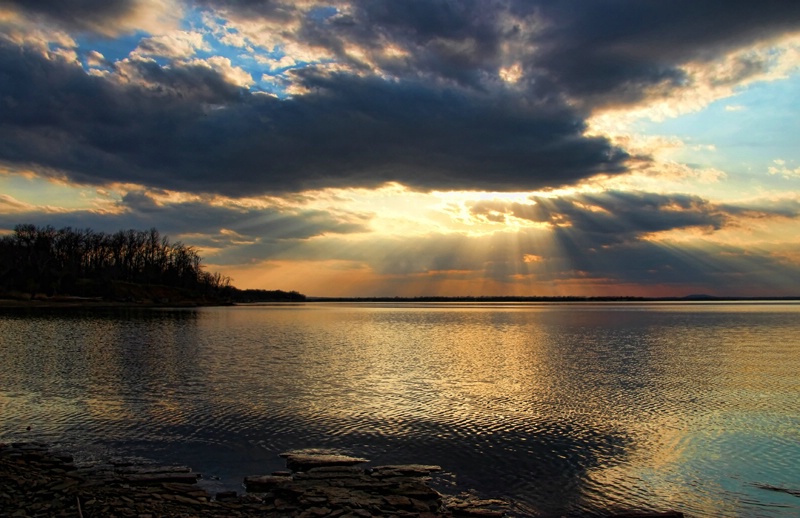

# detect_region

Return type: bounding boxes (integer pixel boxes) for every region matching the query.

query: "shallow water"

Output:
[1,302,799,516]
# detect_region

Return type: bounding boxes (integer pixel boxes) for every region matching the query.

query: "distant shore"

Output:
[307,295,800,302]
[2,293,798,310]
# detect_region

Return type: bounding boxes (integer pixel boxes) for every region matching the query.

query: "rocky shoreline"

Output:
[1,442,687,518]
[0,442,509,517]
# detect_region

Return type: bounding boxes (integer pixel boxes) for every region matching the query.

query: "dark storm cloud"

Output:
[114,57,244,103]
[518,191,727,244]
[307,0,507,87]
[474,190,795,247]
[2,0,149,34]
[524,1,800,106]
[2,1,800,195]
[206,0,800,103]
[0,39,624,194]
[0,42,243,190]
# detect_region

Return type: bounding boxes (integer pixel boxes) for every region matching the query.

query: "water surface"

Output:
[1,302,798,516]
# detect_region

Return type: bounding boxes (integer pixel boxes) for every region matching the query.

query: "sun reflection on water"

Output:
[1,303,798,517]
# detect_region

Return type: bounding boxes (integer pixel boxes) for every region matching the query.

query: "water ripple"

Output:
[1,303,799,517]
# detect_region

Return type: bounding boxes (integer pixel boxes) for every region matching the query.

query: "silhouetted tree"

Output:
[0,224,241,300]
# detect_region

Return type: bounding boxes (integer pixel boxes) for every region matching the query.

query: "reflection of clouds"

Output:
[583,303,800,516]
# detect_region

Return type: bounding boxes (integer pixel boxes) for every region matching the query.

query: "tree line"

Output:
[0,224,305,302]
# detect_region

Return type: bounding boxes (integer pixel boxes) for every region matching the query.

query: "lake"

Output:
[1,302,798,516]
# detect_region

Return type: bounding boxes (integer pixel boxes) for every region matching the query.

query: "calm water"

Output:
[1,302,799,516]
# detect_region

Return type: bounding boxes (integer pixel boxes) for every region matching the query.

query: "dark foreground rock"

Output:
[0,443,508,517]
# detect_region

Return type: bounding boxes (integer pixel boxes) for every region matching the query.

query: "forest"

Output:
[0,224,305,303]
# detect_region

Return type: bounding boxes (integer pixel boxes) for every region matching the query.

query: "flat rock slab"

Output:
[370,464,443,478]
[121,472,200,484]
[244,452,452,515]
[280,453,369,472]
[244,474,293,491]
[117,465,193,474]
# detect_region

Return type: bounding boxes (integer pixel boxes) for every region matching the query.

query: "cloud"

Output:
[240,218,800,297]
[134,31,209,59]
[725,104,746,112]
[0,38,627,195]
[465,189,800,251]
[0,194,34,212]
[198,1,800,105]
[0,189,369,258]
[529,191,727,241]
[768,159,800,179]
[1,1,800,198]
[525,1,800,108]
[1,0,181,37]
[85,50,110,68]
[113,54,248,100]
[3,182,799,295]
[117,190,368,241]
[202,187,800,295]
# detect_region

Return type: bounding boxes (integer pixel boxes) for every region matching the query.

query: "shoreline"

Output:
[2,296,799,311]
[0,442,687,518]
[0,442,511,517]
[0,442,507,518]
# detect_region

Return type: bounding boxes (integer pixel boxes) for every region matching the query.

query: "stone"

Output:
[331,477,392,491]
[409,497,436,512]
[0,442,516,517]
[121,472,200,484]
[370,465,442,477]
[608,513,684,518]
[295,469,363,480]
[383,494,413,507]
[118,465,192,474]
[453,508,505,517]
[244,474,292,491]
[161,482,205,494]
[280,453,369,471]
[49,479,79,491]
[54,454,74,463]
[387,480,442,499]
[172,494,202,505]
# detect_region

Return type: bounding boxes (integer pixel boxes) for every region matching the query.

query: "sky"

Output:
[1,0,799,298]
